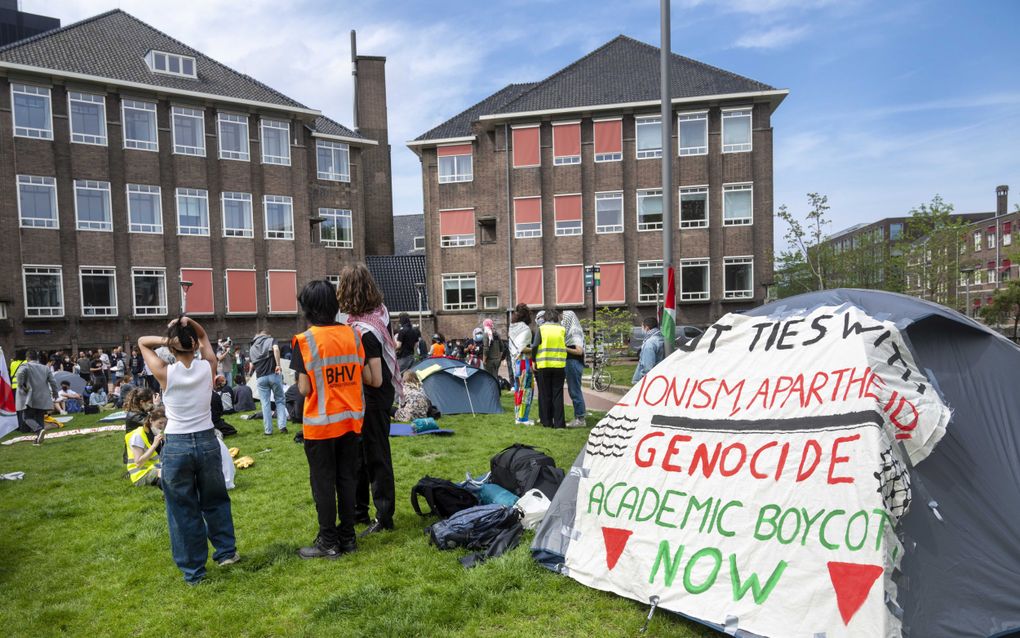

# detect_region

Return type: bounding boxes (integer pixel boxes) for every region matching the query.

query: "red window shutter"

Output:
[555,265,584,305]
[268,271,298,314]
[552,123,580,158]
[512,126,540,167]
[593,119,622,154]
[554,194,582,221]
[514,198,541,224]
[439,209,475,235]
[516,267,544,306]
[988,226,996,235]
[180,268,214,315]
[226,270,257,314]
[1004,222,1013,234]
[437,144,472,157]
[596,263,626,304]
[987,261,996,270]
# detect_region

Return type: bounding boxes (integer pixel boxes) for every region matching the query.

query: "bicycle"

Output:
[589,348,613,392]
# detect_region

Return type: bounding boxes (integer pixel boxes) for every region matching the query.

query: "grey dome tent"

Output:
[532,289,1020,637]
[411,358,502,415]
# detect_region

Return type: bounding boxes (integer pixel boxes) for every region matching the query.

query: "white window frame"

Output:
[131,267,168,316]
[722,107,752,153]
[171,106,206,156]
[68,91,107,146]
[593,117,623,163]
[79,266,117,317]
[638,260,664,303]
[680,186,710,229]
[552,121,581,165]
[1004,231,1013,247]
[260,118,291,165]
[266,269,298,315]
[225,269,258,315]
[316,140,351,181]
[439,209,475,247]
[0,302,7,320]
[319,207,353,248]
[973,231,982,252]
[514,198,542,239]
[73,179,113,232]
[126,184,163,234]
[16,175,58,229]
[22,265,63,317]
[263,195,294,240]
[122,99,158,151]
[724,256,754,300]
[217,112,250,161]
[635,115,663,159]
[554,193,582,237]
[723,182,753,226]
[595,191,624,234]
[442,273,477,311]
[483,295,499,310]
[987,266,997,285]
[145,50,197,78]
[221,192,253,238]
[11,83,53,140]
[680,258,710,302]
[437,149,473,183]
[413,236,425,251]
[988,229,997,250]
[511,124,541,169]
[678,111,708,156]
[175,188,210,236]
[637,189,663,231]
[326,275,341,288]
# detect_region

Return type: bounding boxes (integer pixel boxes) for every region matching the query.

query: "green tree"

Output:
[979,279,1020,340]
[581,307,633,355]
[775,193,833,295]
[897,195,968,304]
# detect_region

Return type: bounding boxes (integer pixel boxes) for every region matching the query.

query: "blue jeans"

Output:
[162,429,236,583]
[565,358,586,419]
[257,373,287,434]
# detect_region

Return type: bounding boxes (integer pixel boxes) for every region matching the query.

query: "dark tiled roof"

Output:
[366,255,429,313]
[0,9,307,110]
[413,82,536,141]
[310,115,365,140]
[392,214,425,256]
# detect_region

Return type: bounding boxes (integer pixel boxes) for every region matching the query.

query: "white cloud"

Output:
[734,25,808,49]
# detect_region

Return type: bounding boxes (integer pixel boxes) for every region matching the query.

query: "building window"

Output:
[171,106,205,156]
[17,175,58,229]
[439,209,475,247]
[1003,259,1012,280]
[68,92,107,145]
[552,122,581,165]
[595,262,626,305]
[221,192,253,238]
[724,257,754,299]
[145,50,196,78]
[637,189,663,231]
[11,83,52,139]
[127,184,162,234]
[217,112,249,161]
[261,119,291,165]
[516,267,544,306]
[511,125,541,168]
[264,195,294,239]
[680,186,709,228]
[122,100,158,151]
[987,226,997,250]
[178,269,214,315]
[267,270,298,314]
[483,295,499,310]
[437,144,472,182]
[317,140,351,181]
[176,188,209,236]
[225,269,258,314]
[1004,222,1013,246]
[635,115,662,159]
[23,265,63,317]
[319,208,353,248]
[595,192,624,233]
[890,222,903,241]
[974,269,983,285]
[554,265,584,306]
[723,183,753,226]
[413,236,425,250]
[326,275,341,288]
[680,259,709,301]
[0,302,6,320]
[678,111,708,156]
[514,197,542,238]
[132,268,167,316]
[594,118,622,162]
[442,274,477,310]
[74,180,112,231]
[973,231,982,252]
[79,267,117,317]
[722,108,752,153]
[554,194,582,236]
[638,261,664,303]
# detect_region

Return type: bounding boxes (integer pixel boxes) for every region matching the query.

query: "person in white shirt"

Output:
[55,381,82,414]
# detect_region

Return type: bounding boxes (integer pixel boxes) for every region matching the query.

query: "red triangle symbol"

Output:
[827,561,884,625]
[602,527,633,570]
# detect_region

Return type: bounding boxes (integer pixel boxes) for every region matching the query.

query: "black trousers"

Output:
[538,367,566,428]
[356,403,396,526]
[304,432,361,545]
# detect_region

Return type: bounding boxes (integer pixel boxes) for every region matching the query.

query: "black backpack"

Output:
[490,443,566,498]
[411,477,477,519]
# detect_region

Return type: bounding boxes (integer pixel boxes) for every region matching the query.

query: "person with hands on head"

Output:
[137,316,239,585]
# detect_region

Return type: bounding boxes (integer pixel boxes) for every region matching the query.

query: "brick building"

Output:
[960,185,1016,315]
[409,35,787,337]
[0,10,393,355]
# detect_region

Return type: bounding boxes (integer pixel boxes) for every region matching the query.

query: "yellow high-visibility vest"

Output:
[535,324,567,370]
[125,426,158,484]
[9,359,24,390]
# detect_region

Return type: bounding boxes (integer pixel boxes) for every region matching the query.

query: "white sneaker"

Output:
[566,418,587,428]
[217,552,241,566]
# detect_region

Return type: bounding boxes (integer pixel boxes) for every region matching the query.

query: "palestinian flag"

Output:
[660,265,676,345]
[0,349,18,439]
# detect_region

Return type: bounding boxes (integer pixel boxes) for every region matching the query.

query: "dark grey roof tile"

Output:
[366,255,429,313]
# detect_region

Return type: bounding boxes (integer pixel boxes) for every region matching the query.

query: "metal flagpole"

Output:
[660,0,675,355]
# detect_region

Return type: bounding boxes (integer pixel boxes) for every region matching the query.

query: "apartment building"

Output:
[409,35,787,337]
[0,10,393,354]
[961,185,1016,314]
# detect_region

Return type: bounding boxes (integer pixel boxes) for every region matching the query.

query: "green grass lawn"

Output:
[0,398,717,638]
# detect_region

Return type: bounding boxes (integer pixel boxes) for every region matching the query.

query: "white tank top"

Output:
[163,357,215,434]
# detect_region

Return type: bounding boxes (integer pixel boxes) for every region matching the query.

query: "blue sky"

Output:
[35,0,1020,242]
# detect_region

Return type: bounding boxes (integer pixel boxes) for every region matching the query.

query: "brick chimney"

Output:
[997,184,1009,217]
[351,30,394,256]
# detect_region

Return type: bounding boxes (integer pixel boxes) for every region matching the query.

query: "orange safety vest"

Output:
[293,324,365,440]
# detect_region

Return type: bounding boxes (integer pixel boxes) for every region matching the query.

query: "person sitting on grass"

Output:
[231,375,256,412]
[89,385,108,409]
[125,406,166,488]
[55,381,83,414]
[394,370,430,423]
[110,379,125,408]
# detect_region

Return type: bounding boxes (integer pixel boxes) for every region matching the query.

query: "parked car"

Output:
[628,325,704,356]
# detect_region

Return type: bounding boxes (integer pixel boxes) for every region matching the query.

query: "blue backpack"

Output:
[427,504,520,550]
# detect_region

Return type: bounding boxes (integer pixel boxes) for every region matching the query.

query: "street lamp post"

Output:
[960,266,976,317]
